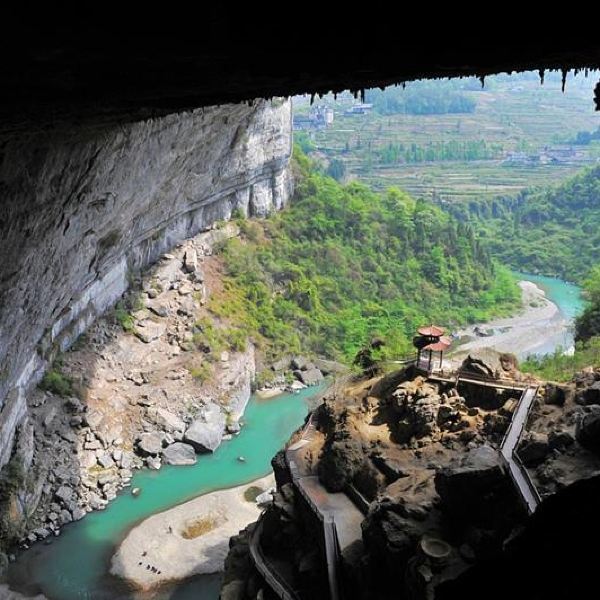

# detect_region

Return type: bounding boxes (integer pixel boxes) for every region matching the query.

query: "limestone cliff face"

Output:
[0,99,292,469]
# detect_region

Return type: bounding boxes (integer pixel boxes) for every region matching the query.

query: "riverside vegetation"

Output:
[210,147,520,365]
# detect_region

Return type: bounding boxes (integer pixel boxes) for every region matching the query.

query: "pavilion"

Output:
[413,325,452,372]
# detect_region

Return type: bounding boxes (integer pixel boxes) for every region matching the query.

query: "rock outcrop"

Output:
[0,99,291,552]
[0,98,292,474]
[575,406,600,454]
[229,367,532,600]
[460,349,520,380]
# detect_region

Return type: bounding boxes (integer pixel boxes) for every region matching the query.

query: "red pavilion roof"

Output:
[417,325,446,337]
[422,336,452,352]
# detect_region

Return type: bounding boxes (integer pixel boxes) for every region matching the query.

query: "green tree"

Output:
[327,159,346,182]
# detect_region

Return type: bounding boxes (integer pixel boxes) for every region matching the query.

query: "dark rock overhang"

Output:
[1,14,600,133]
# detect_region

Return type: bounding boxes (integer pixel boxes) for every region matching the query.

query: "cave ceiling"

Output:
[1,15,599,134]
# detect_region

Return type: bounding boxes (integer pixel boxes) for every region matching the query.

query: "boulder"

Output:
[544,383,569,407]
[134,320,166,343]
[226,421,241,434]
[153,408,185,434]
[192,267,205,283]
[136,432,164,456]
[146,456,162,470]
[271,357,290,371]
[155,257,182,286]
[55,486,74,504]
[517,432,550,466]
[372,455,408,483]
[548,430,575,451]
[178,282,194,296]
[220,581,246,600]
[291,356,309,371]
[318,438,366,492]
[120,451,135,469]
[97,453,115,469]
[576,406,600,454]
[578,381,600,406]
[33,527,51,539]
[184,404,226,452]
[435,446,514,523]
[183,248,198,273]
[71,507,86,521]
[146,300,169,318]
[162,442,197,466]
[255,489,275,506]
[177,296,197,317]
[59,509,73,525]
[313,358,348,376]
[460,349,518,379]
[294,367,324,386]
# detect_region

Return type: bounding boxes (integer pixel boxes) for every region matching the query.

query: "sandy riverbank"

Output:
[110,473,274,591]
[452,280,568,360]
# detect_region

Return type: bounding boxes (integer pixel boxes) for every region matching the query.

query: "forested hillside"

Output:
[365,81,476,115]
[444,165,600,282]
[209,148,519,364]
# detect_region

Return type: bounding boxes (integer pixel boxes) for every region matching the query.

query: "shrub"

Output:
[243,486,264,502]
[225,328,247,352]
[0,457,25,551]
[39,369,74,397]
[114,306,135,333]
[188,361,213,384]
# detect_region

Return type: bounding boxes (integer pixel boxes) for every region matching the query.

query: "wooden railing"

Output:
[249,518,302,600]
[500,385,541,514]
[457,369,530,389]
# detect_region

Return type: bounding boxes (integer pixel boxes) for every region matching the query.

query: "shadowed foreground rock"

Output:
[437,474,600,600]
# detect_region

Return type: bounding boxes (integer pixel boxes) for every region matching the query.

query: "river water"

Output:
[512,271,584,356]
[7,385,325,600]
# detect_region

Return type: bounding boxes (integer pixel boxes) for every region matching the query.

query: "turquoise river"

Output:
[5,275,584,600]
[8,385,326,600]
[512,272,584,356]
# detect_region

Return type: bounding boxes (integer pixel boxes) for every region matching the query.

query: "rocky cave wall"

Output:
[0,98,293,469]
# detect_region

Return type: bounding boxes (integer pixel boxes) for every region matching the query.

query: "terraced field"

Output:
[296,72,600,202]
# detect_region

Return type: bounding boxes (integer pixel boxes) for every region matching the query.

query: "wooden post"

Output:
[428,349,432,372]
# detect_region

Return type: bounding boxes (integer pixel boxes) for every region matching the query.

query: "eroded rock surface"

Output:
[0,99,291,555]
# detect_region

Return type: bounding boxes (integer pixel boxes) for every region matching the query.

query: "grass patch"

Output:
[187,361,213,384]
[192,317,248,357]
[180,515,219,539]
[243,486,264,503]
